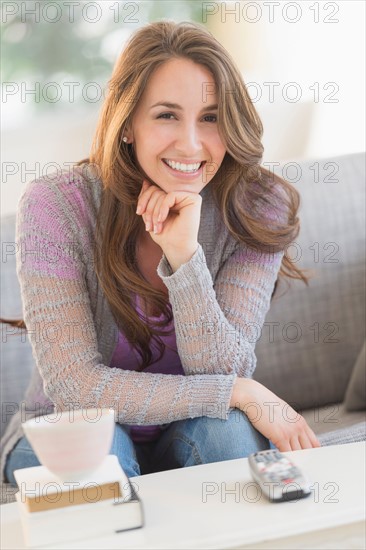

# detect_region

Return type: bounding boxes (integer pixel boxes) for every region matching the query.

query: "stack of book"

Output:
[14,455,144,547]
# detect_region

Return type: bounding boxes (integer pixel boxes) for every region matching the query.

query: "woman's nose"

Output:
[175,124,202,154]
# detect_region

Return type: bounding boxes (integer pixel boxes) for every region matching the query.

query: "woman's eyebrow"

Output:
[149,102,218,112]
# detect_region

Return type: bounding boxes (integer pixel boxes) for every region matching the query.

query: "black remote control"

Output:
[248,449,311,502]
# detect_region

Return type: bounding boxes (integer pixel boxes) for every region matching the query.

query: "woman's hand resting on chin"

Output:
[231,378,321,451]
[136,179,202,272]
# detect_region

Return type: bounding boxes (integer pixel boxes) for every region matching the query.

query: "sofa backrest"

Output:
[254,152,365,410]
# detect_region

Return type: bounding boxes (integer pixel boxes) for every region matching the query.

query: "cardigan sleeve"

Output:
[157,242,283,378]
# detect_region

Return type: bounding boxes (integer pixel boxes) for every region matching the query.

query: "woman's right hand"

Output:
[230,378,321,452]
[136,179,201,271]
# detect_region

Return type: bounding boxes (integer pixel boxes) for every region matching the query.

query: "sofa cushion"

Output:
[254,152,365,410]
[344,340,366,411]
[317,421,366,446]
[302,403,366,435]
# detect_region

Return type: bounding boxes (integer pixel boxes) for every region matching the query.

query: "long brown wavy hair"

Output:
[1,20,311,370]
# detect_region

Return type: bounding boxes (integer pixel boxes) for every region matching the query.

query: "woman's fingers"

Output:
[288,424,321,450]
[139,186,166,231]
[297,419,321,449]
[136,180,202,231]
[297,431,314,450]
[157,195,173,224]
[276,435,313,452]
[274,439,292,452]
[137,180,179,234]
[137,180,158,215]
[150,194,167,233]
[306,426,321,448]
[138,185,181,234]
[144,196,162,231]
[289,436,303,451]
[287,414,319,450]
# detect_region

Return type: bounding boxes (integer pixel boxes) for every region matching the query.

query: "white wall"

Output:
[207,0,365,162]
[2,108,100,217]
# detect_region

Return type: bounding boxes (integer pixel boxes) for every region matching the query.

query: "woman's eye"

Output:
[157,113,175,120]
[157,113,217,122]
[204,114,217,123]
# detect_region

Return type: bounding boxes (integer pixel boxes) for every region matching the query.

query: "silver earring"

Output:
[122,136,128,143]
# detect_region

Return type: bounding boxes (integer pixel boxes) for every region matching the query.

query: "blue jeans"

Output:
[5,409,269,486]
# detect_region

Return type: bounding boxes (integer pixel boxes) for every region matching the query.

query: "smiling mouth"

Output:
[162,159,205,173]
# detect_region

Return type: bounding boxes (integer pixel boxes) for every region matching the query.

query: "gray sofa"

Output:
[1,152,365,505]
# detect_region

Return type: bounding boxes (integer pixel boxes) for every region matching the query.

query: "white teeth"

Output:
[165,159,201,172]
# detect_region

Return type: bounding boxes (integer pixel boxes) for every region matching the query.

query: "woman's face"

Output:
[129,57,226,194]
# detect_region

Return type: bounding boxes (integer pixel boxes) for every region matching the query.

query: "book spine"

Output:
[22,481,122,513]
[16,493,144,548]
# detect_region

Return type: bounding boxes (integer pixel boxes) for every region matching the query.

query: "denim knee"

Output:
[200,408,270,460]
[152,409,270,471]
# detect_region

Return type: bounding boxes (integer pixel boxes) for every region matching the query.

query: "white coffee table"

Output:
[1,441,365,549]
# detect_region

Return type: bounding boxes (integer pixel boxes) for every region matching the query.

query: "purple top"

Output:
[109,295,185,443]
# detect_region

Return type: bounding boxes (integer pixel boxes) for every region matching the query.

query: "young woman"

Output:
[1,20,320,485]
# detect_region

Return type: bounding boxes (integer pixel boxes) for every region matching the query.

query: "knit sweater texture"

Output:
[1,164,284,481]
